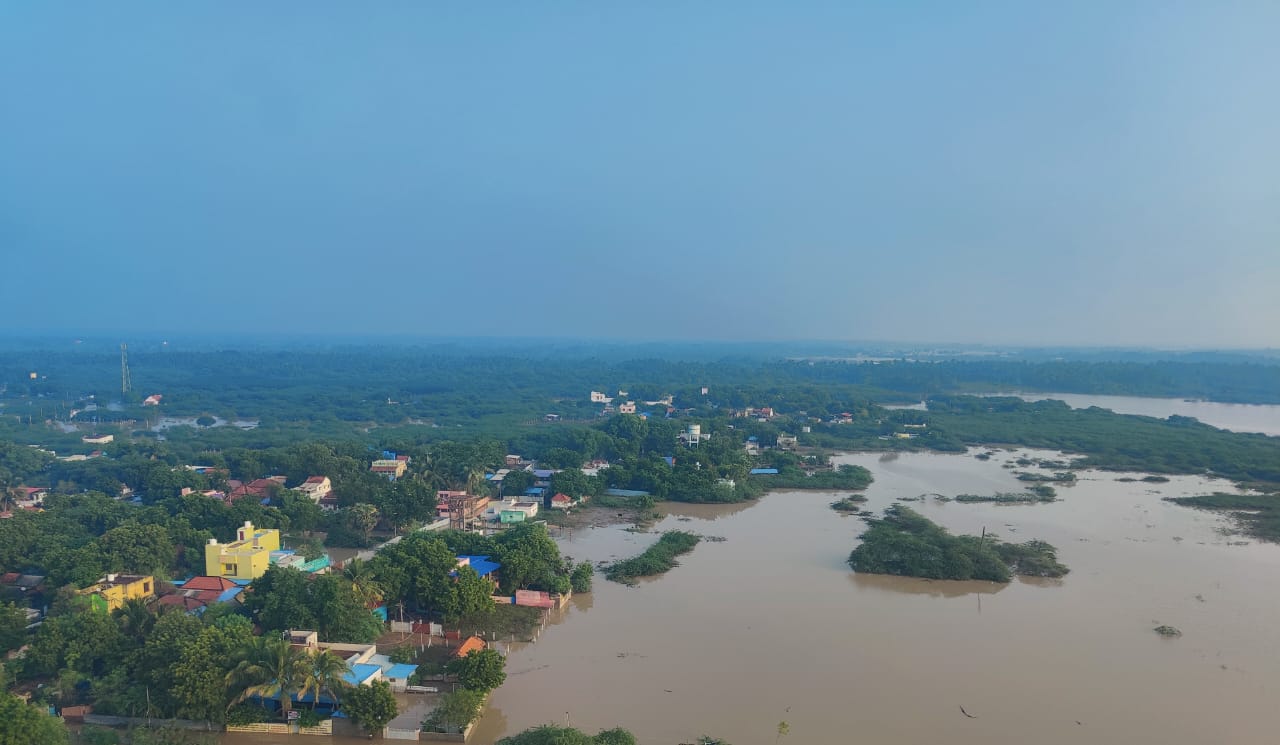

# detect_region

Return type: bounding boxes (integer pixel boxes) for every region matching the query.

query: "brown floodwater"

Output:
[223,449,1280,744]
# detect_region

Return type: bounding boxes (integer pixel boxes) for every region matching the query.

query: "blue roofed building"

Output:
[454,555,501,586]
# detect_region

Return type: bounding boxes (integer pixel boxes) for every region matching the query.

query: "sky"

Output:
[1,2,1277,348]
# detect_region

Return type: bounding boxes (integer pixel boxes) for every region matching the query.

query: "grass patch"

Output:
[1165,492,1280,543]
[604,530,701,584]
[848,505,1068,582]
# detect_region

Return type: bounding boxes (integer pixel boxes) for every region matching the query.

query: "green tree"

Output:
[245,567,318,632]
[0,692,70,745]
[423,688,485,734]
[447,648,506,692]
[346,504,379,541]
[0,603,26,655]
[298,650,351,711]
[225,636,309,723]
[495,726,638,745]
[169,617,254,723]
[342,559,384,606]
[344,679,398,734]
[453,567,495,623]
[569,561,593,593]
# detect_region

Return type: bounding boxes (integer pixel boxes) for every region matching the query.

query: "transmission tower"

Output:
[121,344,132,394]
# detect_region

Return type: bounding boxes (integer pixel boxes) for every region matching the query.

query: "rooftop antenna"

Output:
[121,343,132,395]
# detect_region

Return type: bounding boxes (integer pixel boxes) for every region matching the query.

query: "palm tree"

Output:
[342,559,383,607]
[298,649,352,712]
[226,636,310,723]
[465,467,489,497]
[113,597,156,642]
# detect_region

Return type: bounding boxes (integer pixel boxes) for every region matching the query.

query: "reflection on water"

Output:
[849,571,1008,598]
[465,448,1280,745]
[657,500,757,521]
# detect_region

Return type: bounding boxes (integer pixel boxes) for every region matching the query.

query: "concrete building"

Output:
[79,573,154,613]
[618,401,637,414]
[204,521,281,580]
[296,476,332,502]
[81,433,114,445]
[500,501,540,523]
[370,459,407,480]
[777,433,799,449]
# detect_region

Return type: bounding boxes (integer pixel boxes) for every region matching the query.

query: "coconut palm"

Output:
[226,636,310,723]
[342,559,383,607]
[298,649,352,712]
[112,597,156,642]
[465,467,489,497]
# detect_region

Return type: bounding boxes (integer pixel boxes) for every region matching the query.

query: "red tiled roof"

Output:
[0,573,19,584]
[304,476,326,484]
[157,595,207,611]
[182,576,237,592]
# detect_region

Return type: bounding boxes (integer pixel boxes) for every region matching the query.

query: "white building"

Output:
[297,476,332,502]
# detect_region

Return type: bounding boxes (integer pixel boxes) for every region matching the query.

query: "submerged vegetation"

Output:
[604,531,701,584]
[954,488,1056,504]
[831,494,869,512]
[1165,492,1280,543]
[848,506,1068,582]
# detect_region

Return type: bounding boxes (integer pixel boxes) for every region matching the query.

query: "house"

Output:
[500,501,540,523]
[157,575,244,613]
[227,476,287,502]
[453,555,501,586]
[204,521,281,580]
[618,401,637,414]
[589,391,611,403]
[580,459,609,476]
[297,476,332,502]
[270,550,331,574]
[505,454,523,467]
[79,574,154,613]
[81,433,114,445]
[549,493,574,509]
[142,394,162,406]
[370,459,407,480]
[14,487,48,508]
[436,493,491,524]
[777,434,799,449]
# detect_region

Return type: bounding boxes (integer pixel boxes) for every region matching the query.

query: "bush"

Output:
[848,506,1067,581]
[423,689,486,733]
[604,531,701,584]
[570,561,593,593]
[225,703,272,726]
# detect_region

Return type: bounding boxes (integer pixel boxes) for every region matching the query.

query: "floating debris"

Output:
[1154,625,1183,638]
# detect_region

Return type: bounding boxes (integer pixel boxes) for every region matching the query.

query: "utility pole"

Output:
[121,344,132,395]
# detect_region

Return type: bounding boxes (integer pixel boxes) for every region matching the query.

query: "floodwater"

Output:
[461,449,1280,745]
[989,392,1280,436]
[215,449,1280,745]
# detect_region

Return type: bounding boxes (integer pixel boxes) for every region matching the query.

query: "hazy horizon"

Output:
[3,3,1277,346]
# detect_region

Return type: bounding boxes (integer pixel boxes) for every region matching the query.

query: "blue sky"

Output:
[1,2,1277,347]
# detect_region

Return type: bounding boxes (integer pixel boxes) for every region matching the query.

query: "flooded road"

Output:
[464,449,1280,745]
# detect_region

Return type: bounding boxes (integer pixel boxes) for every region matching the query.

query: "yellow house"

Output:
[204,521,281,580]
[80,574,154,613]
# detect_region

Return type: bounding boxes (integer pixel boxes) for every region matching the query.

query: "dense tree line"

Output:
[848,506,1067,582]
